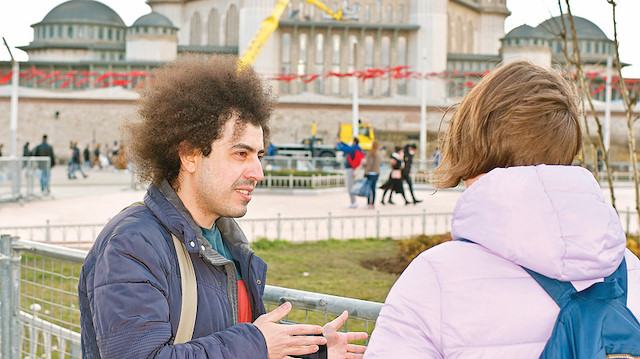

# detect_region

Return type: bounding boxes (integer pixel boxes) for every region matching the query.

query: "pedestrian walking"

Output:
[32,134,55,193]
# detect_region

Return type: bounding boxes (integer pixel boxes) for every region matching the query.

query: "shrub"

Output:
[628,235,640,258]
[396,233,452,269]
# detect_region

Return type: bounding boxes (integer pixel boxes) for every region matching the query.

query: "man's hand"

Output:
[254,302,327,359]
[324,311,368,359]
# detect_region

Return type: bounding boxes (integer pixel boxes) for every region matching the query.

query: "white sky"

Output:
[1,0,639,76]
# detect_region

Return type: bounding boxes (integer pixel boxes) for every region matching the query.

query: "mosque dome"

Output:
[132,12,177,29]
[504,24,552,40]
[537,15,609,41]
[37,0,126,27]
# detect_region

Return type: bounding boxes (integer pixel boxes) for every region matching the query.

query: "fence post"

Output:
[1,234,21,359]
[46,219,51,243]
[327,212,332,240]
[289,174,294,189]
[376,210,380,239]
[277,213,282,240]
[422,209,427,235]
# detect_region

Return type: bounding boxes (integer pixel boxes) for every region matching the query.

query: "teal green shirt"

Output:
[201,225,242,279]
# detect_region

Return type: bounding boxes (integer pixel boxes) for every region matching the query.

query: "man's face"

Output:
[194,117,265,222]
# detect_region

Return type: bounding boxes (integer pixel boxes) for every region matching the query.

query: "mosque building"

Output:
[0,0,633,159]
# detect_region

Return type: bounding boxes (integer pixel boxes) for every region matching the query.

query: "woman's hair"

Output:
[122,54,275,189]
[433,60,581,189]
[370,140,380,152]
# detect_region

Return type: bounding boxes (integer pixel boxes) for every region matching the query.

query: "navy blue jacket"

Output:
[78,181,268,358]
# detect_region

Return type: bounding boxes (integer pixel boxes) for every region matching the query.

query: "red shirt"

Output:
[237,279,252,323]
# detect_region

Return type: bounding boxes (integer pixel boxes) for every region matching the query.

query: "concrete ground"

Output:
[0,166,464,227]
[0,166,637,229]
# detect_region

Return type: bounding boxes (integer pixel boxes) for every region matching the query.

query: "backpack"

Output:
[523,258,640,359]
[347,149,364,169]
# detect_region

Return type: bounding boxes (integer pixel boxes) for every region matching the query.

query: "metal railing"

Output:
[0,211,454,249]
[0,236,382,358]
[258,173,345,189]
[0,157,50,202]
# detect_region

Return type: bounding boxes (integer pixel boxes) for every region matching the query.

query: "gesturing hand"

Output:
[254,302,327,359]
[324,311,368,359]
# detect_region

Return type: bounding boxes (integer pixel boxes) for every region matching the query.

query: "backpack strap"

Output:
[123,202,197,344]
[522,258,628,308]
[172,233,198,344]
[521,267,576,308]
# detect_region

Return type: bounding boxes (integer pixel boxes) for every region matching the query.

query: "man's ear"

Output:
[178,141,199,174]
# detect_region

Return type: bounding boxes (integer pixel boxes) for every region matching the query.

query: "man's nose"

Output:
[246,155,264,182]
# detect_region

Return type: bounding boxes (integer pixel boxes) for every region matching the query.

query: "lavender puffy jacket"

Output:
[365,165,640,358]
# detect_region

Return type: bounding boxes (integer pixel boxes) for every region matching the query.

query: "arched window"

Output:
[467,20,473,53]
[365,4,371,22]
[315,33,325,94]
[387,4,393,23]
[381,36,391,96]
[190,12,202,45]
[456,16,463,53]
[397,36,407,95]
[397,5,404,23]
[348,35,358,95]
[331,34,341,94]
[364,35,374,96]
[225,5,239,46]
[281,33,291,93]
[208,9,220,46]
[298,33,309,92]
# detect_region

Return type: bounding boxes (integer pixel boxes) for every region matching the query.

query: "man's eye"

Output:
[236,151,248,158]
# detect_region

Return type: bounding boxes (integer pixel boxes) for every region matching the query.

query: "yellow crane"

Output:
[238,0,343,70]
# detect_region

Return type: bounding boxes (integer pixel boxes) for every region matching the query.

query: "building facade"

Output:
[0,0,635,161]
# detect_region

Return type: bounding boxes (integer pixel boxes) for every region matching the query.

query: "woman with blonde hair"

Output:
[364,60,640,358]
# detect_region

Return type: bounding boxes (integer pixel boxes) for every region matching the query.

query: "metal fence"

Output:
[0,211,454,249]
[257,173,345,189]
[0,157,50,202]
[0,236,383,358]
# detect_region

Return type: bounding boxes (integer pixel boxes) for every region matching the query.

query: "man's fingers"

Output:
[325,310,348,331]
[261,302,293,323]
[346,332,368,342]
[286,323,325,336]
[283,345,321,357]
[346,343,367,353]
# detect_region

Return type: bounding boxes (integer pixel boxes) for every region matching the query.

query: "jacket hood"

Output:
[451,165,626,281]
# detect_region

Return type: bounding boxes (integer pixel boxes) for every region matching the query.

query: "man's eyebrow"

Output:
[231,143,265,154]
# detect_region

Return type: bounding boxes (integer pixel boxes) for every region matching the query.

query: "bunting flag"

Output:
[3,66,639,97]
[0,71,13,85]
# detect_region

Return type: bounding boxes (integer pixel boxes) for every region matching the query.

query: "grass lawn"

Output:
[253,237,400,303]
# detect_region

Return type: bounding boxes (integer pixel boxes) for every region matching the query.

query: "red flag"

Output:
[303,74,320,83]
[0,71,13,85]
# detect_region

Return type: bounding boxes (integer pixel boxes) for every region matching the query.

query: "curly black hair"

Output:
[122,54,275,189]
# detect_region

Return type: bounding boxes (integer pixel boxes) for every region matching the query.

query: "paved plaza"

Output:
[0,166,637,232]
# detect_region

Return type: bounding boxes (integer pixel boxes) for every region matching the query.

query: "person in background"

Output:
[402,144,422,205]
[431,147,441,167]
[337,137,364,209]
[83,144,92,169]
[0,143,3,156]
[363,140,382,209]
[363,61,640,358]
[78,55,367,359]
[33,134,55,193]
[23,142,30,157]
[380,146,409,205]
[91,144,103,169]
